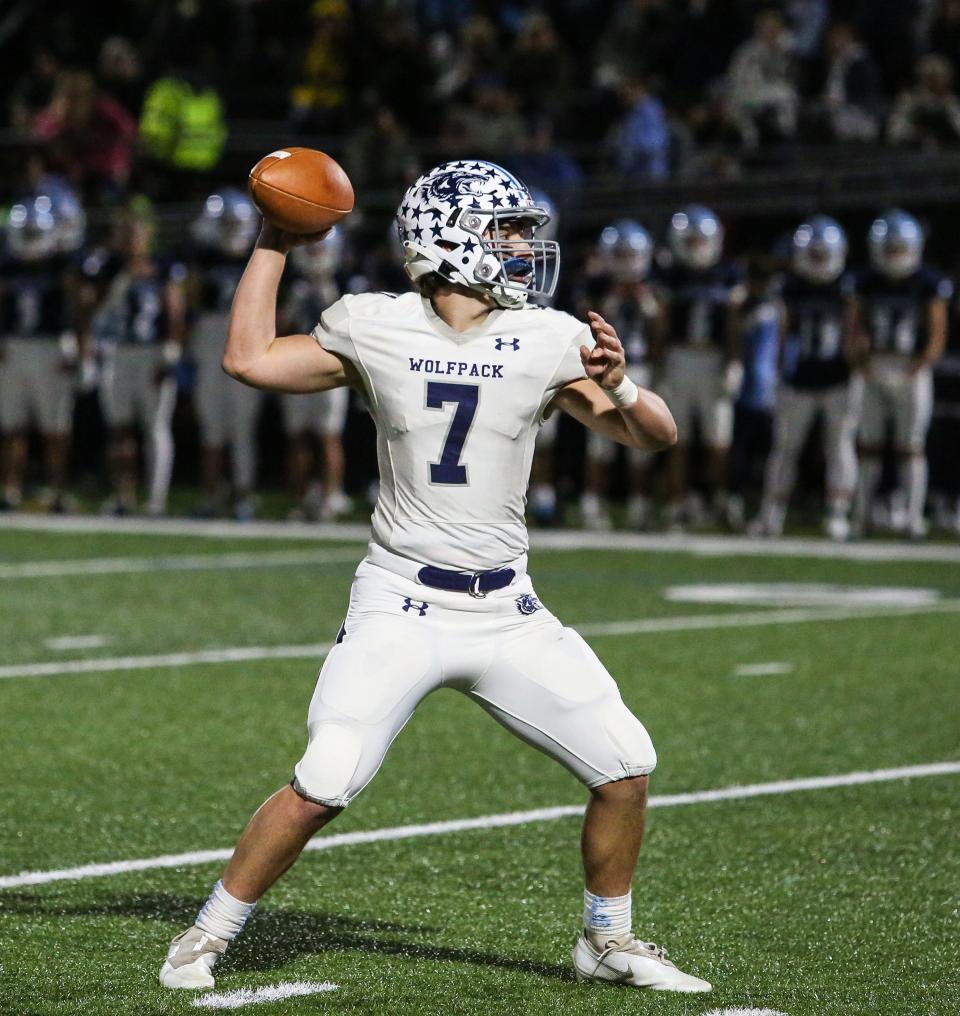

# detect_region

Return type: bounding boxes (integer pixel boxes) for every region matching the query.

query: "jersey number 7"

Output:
[425,381,479,485]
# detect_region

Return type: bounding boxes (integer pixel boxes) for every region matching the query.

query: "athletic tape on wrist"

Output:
[606,376,639,409]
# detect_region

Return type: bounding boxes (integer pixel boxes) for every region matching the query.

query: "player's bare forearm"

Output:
[223,224,347,393]
[917,299,947,369]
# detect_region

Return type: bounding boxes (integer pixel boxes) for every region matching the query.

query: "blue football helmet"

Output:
[792,215,847,284]
[6,190,86,262]
[596,219,652,283]
[667,204,723,270]
[868,209,923,280]
[192,188,259,257]
[396,160,559,309]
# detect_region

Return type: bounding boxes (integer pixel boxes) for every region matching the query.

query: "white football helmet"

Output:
[191,188,258,258]
[792,215,847,284]
[869,209,923,280]
[667,205,723,271]
[6,190,86,262]
[597,219,652,283]
[396,160,559,309]
[291,225,344,281]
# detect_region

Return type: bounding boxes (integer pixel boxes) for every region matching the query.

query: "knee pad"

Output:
[292,722,364,807]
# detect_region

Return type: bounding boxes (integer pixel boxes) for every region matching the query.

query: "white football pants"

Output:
[293,544,657,807]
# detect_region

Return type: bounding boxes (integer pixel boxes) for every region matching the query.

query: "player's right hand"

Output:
[256,221,331,255]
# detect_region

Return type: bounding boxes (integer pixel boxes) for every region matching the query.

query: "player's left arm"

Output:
[914,296,948,374]
[551,311,677,451]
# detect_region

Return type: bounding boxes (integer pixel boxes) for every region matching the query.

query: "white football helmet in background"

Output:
[191,188,258,258]
[869,209,923,280]
[792,215,848,284]
[667,204,723,271]
[596,219,652,283]
[396,160,559,309]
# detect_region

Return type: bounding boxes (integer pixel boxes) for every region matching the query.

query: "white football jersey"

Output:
[314,291,588,570]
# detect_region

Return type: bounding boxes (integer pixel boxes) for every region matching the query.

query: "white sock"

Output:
[196,880,257,941]
[901,455,928,528]
[583,889,632,939]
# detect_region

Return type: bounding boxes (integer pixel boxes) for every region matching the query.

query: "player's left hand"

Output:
[581,311,625,390]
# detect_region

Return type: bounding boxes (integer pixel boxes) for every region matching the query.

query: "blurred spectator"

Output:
[365,16,435,132]
[928,0,960,85]
[782,0,829,60]
[96,36,144,120]
[808,21,884,142]
[684,83,750,178]
[344,105,420,195]
[9,47,61,130]
[31,69,136,197]
[888,54,960,148]
[726,7,798,148]
[505,13,572,118]
[289,0,352,132]
[139,54,228,192]
[507,118,582,198]
[433,15,502,103]
[594,0,678,87]
[448,74,525,158]
[608,77,669,181]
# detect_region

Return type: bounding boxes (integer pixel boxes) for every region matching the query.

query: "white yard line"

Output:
[43,635,111,651]
[0,548,359,580]
[1,513,959,562]
[734,662,794,677]
[1,761,957,891]
[703,1010,788,1016]
[191,982,338,1009]
[3,600,959,682]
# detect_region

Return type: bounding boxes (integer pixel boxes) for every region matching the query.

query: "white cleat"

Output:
[572,931,712,992]
[159,925,228,990]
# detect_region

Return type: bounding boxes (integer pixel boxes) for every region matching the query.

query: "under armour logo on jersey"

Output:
[515,593,543,615]
[495,337,521,351]
[402,597,429,616]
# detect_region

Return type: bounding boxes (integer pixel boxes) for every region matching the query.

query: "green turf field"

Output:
[1,523,958,1016]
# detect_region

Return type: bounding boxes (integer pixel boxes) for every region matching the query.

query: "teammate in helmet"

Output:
[280,227,352,521]
[160,159,710,996]
[852,210,952,538]
[753,215,861,539]
[578,218,660,529]
[654,205,746,528]
[0,187,86,511]
[189,189,262,520]
[94,211,187,516]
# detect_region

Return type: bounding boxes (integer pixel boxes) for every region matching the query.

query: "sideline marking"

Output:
[1,513,959,563]
[2,761,957,890]
[703,1010,788,1016]
[4,600,960,681]
[0,548,359,580]
[43,635,110,652]
[734,662,794,677]
[665,583,940,608]
[191,981,338,1009]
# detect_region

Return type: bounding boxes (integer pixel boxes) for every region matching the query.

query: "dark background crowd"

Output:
[2,0,960,533]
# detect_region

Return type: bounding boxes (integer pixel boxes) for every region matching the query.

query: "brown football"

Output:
[248,147,355,234]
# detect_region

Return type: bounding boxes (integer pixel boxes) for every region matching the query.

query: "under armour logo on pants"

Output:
[402,597,429,616]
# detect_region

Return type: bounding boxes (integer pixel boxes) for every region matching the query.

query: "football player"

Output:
[95,212,186,515]
[159,160,710,995]
[753,216,860,539]
[654,205,746,528]
[852,210,952,538]
[578,219,659,530]
[280,227,351,521]
[189,189,261,520]
[0,188,85,511]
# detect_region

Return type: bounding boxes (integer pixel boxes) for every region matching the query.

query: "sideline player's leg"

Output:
[753,386,814,537]
[160,588,444,990]
[465,613,711,992]
[893,365,934,538]
[821,380,861,540]
[853,373,887,534]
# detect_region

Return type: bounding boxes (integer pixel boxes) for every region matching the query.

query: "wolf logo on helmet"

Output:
[396,160,559,310]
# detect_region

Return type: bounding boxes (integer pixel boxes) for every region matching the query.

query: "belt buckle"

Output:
[467,573,487,599]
